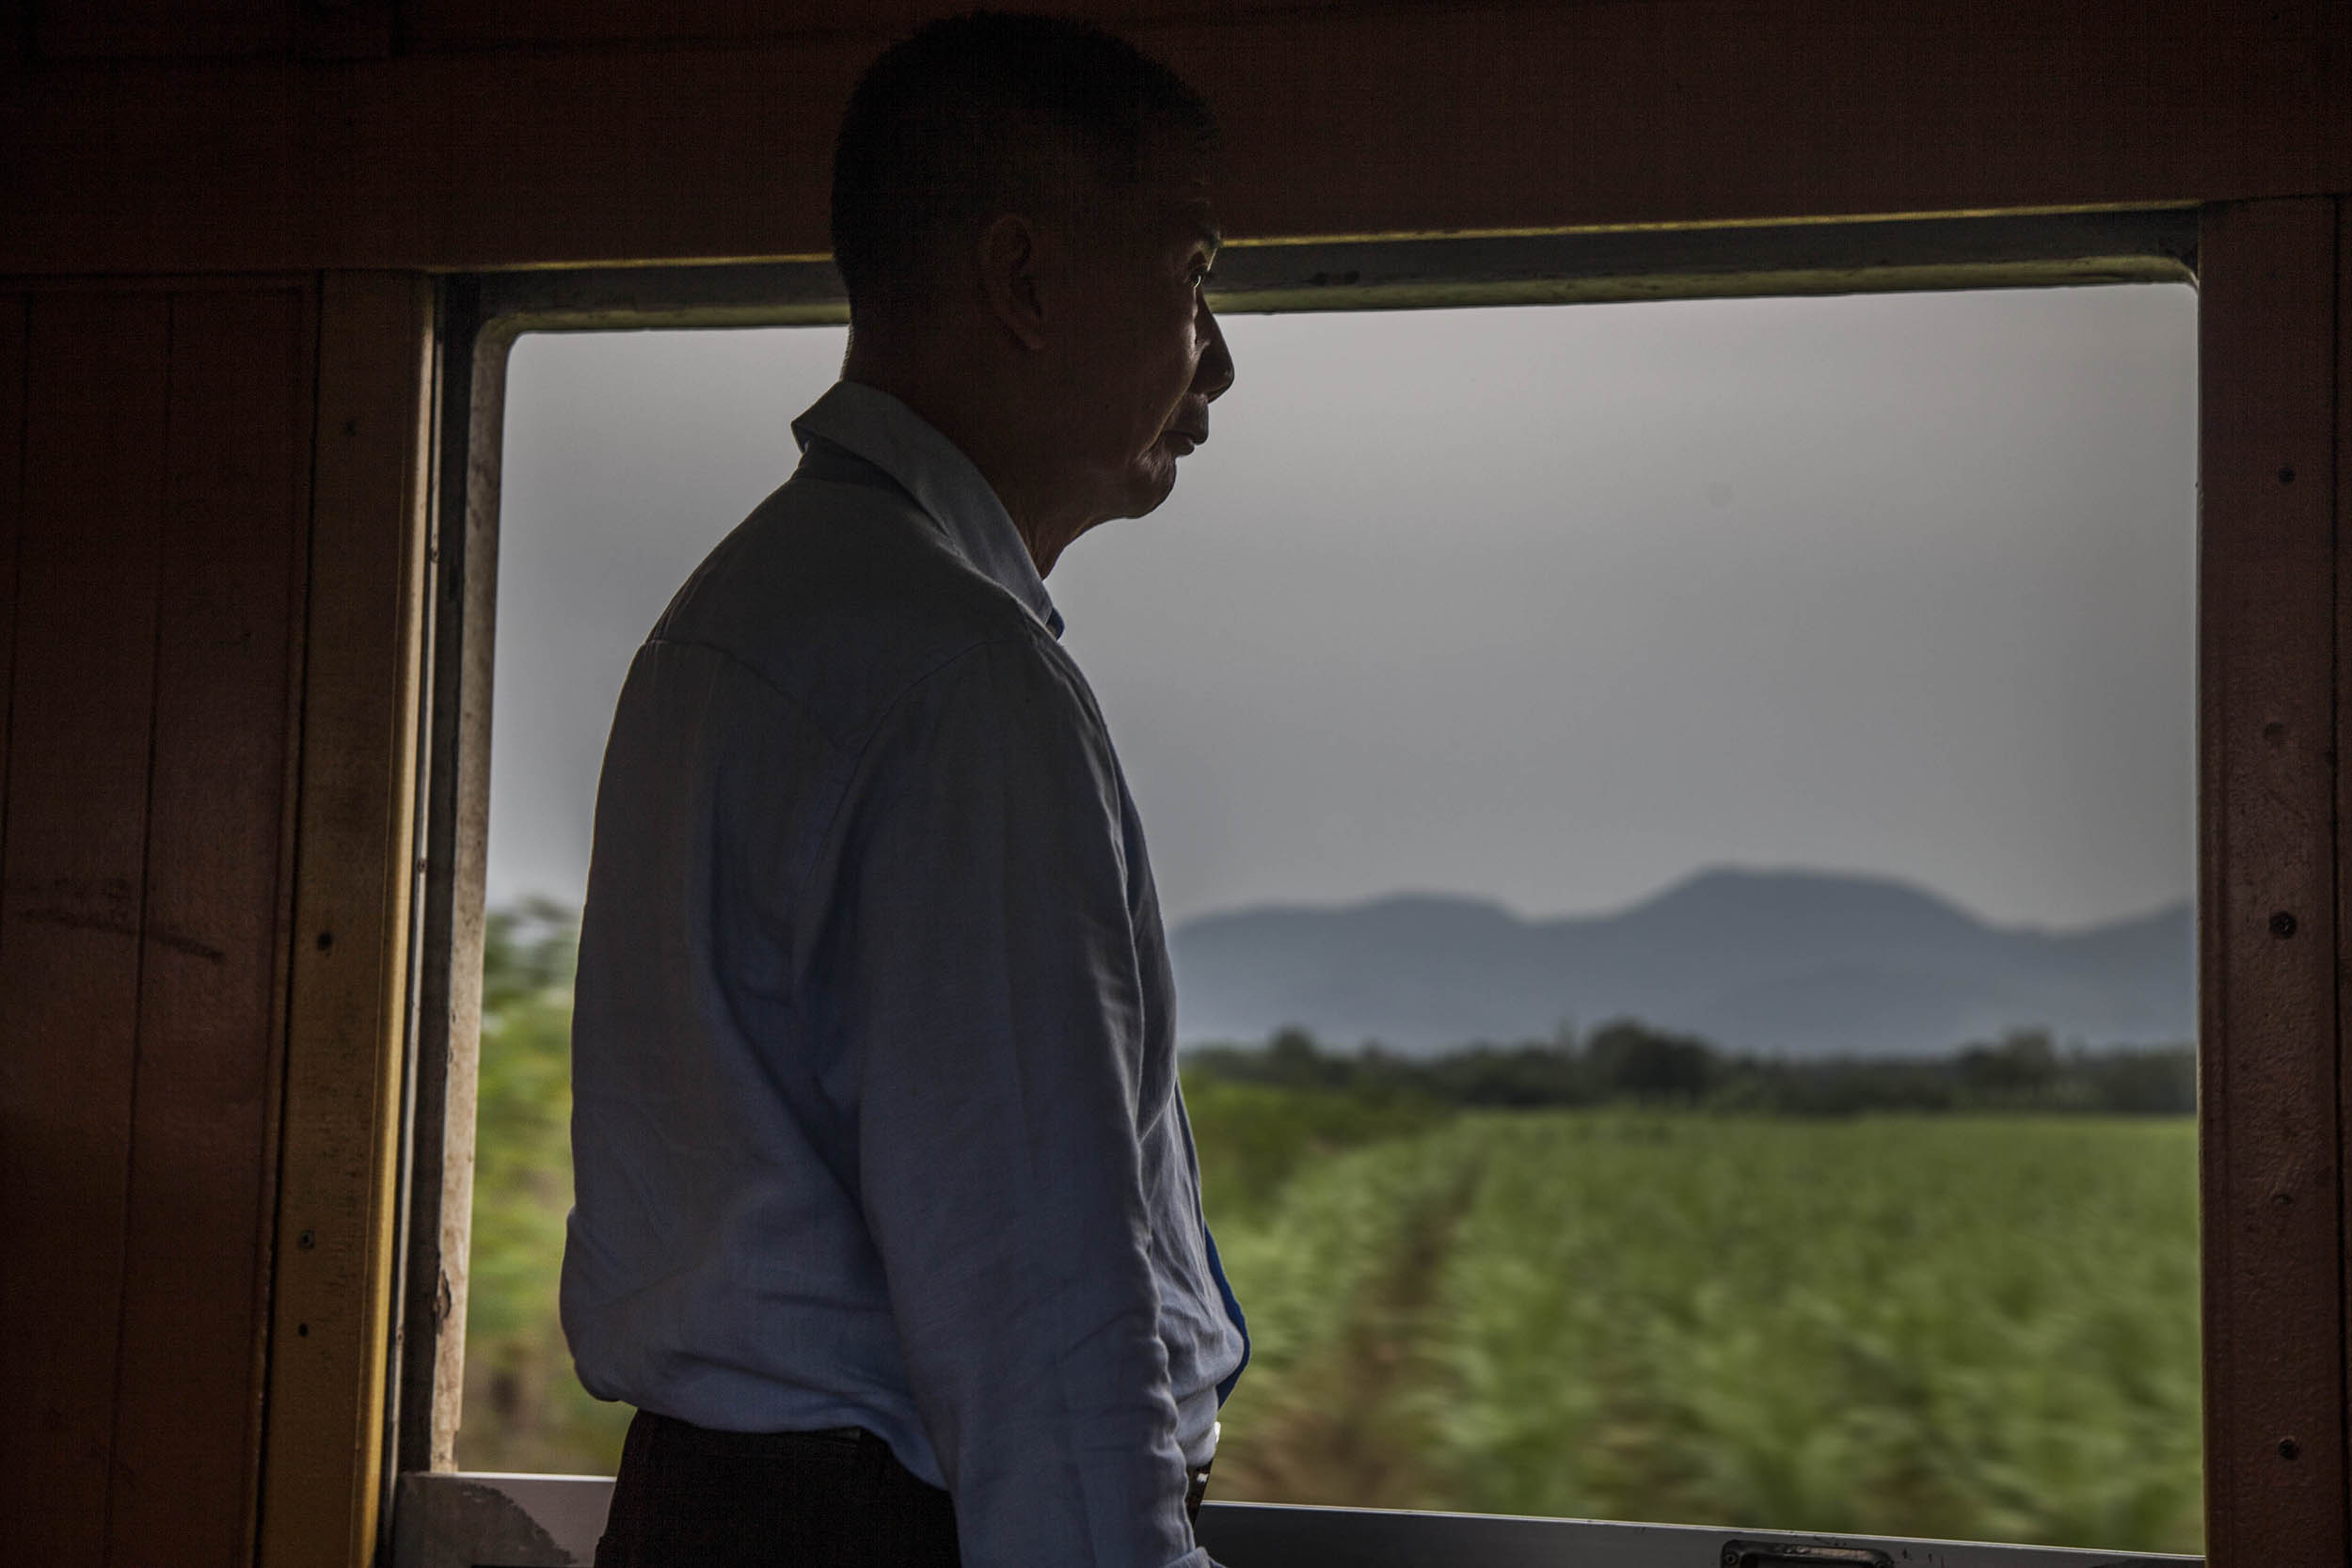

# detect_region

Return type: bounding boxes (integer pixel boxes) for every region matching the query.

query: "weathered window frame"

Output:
[389,207,2216,1566]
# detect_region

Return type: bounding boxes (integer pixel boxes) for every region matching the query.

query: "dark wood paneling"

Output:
[104,285,311,1568]
[0,297,23,974]
[2331,0,2352,193]
[0,293,169,1565]
[34,0,293,60]
[258,270,432,1568]
[1192,0,2330,239]
[0,0,2333,274]
[2199,198,2345,1567]
[2338,194,2352,1568]
[404,0,1357,53]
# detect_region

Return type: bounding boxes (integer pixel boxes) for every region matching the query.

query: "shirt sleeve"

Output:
[829,633,1206,1568]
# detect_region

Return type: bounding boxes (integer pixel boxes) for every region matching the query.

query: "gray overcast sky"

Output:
[488,283,2196,931]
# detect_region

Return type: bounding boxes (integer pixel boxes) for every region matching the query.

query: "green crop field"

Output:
[457,929,2201,1553]
[1188,1080,2202,1553]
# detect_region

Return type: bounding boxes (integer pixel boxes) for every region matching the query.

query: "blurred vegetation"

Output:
[460,905,2201,1550]
[1205,1098,2201,1552]
[457,900,632,1472]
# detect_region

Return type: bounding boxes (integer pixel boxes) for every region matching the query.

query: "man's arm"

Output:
[831,633,1202,1568]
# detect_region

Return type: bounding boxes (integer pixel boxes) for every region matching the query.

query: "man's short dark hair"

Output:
[831,12,1216,320]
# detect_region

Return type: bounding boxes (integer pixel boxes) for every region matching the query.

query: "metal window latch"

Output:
[1723,1544,1895,1568]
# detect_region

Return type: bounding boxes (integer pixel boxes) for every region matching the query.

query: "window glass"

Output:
[470,286,2199,1552]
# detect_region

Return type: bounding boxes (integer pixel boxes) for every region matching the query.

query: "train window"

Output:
[451,276,2198,1556]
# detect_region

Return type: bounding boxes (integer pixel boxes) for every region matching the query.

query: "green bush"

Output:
[1183,1073,1454,1221]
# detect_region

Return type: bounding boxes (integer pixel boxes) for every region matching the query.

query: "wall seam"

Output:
[98,287,172,1568]
[2334,191,2350,1563]
[0,294,26,1010]
[240,274,322,1566]
[249,269,337,1557]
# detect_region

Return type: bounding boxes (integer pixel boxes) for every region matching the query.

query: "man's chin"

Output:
[1111,458,1181,521]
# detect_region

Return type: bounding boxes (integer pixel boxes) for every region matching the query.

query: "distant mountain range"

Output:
[1168,868,2193,1058]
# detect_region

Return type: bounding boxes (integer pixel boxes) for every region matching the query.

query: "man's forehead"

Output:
[1143,183,1221,248]
[1133,132,1218,228]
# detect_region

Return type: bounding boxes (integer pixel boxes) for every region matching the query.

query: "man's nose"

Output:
[1193,302,1235,403]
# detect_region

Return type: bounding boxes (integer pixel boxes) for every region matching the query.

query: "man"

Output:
[560,14,1247,1567]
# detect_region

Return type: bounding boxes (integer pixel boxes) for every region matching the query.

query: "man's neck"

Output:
[841,344,1090,577]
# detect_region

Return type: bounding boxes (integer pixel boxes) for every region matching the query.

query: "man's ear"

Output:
[977,214,1050,353]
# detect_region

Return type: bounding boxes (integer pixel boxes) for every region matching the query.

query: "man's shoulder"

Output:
[644,471,1060,733]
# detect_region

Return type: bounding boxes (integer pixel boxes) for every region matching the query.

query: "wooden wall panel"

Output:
[0,293,170,1565]
[2339,194,2352,1568]
[34,0,294,61]
[403,0,1352,54]
[0,0,2334,275]
[2331,0,2352,194]
[1190,0,2330,240]
[2199,198,2345,1566]
[105,285,312,1567]
[257,270,433,1568]
[0,297,21,977]
[0,280,314,1564]
[0,297,18,1541]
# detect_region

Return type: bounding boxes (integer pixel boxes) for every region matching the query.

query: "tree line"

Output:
[475,901,2196,1120]
[1185,1022,2196,1117]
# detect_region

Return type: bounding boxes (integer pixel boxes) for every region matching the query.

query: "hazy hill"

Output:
[1168,868,2192,1057]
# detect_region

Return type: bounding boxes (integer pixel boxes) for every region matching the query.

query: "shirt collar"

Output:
[792,380,1064,639]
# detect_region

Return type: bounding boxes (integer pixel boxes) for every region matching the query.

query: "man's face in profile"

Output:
[1052,138,1235,526]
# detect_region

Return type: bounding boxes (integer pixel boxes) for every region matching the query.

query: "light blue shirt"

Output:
[561,381,1248,1568]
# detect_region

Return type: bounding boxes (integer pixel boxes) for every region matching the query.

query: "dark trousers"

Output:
[595,1410,961,1567]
